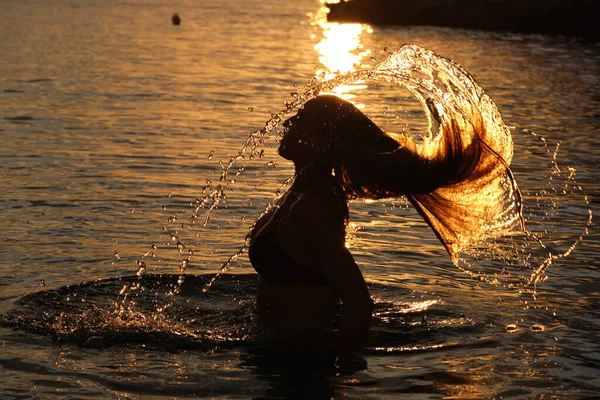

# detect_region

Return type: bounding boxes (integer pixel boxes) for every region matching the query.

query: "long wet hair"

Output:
[297,94,481,199]
[289,94,518,261]
[299,95,401,199]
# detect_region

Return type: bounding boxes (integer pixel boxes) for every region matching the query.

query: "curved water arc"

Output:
[204,44,590,293]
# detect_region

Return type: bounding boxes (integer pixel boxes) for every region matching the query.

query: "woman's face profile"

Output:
[279,108,327,162]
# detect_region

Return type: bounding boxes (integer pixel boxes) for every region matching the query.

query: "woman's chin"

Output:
[278,146,293,161]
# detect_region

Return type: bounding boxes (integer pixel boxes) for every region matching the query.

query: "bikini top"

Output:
[248,226,329,285]
[248,183,346,285]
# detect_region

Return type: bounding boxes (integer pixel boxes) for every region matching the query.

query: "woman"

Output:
[248,94,491,355]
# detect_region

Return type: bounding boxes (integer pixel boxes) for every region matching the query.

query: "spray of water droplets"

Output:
[120,44,591,316]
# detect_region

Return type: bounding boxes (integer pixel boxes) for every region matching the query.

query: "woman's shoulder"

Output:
[290,179,343,209]
[286,186,347,230]
[292,173,342,197]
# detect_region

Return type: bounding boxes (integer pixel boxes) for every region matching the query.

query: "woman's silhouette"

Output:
[248,94,518,356]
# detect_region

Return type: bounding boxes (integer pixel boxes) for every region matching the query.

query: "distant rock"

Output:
[325,0,600,40]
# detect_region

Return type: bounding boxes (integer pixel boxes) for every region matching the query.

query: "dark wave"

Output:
[1,274,490,353]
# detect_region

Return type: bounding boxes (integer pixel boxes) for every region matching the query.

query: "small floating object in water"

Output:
[172,13,181,25]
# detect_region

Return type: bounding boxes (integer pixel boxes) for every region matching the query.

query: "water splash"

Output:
[0,275,257,349]
[196,45,589,294]
[1,274,488,351]
[125,44,591,312]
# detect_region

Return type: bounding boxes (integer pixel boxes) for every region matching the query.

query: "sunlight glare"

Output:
[313,4,371,101]
[315,23,365,75]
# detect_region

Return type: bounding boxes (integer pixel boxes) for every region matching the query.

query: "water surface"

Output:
[1,0,599,398]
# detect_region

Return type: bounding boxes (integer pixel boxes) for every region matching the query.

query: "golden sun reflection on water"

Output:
[312,4,371,101]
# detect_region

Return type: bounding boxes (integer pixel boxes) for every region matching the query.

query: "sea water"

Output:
[1,0,599,398]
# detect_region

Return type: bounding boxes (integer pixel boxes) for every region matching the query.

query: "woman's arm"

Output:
[276,192,373,353]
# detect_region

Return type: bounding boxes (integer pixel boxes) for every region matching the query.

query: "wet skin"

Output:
[250,106,373,354]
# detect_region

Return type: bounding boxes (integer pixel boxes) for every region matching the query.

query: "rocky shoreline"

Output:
[325,0,600,40]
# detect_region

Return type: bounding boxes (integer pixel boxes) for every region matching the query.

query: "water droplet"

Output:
[39,279,46,287]
[505,324,518,332]
[113,252,120,260]
[119,284,129,295]
[151,244,157,250]
[168,215,179,223]
[130,208,135,213]
[266,161,277,168]
[136,261,147,276]
[247,107,253,112]
[182,256,190,267]
[208,151,214,160]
